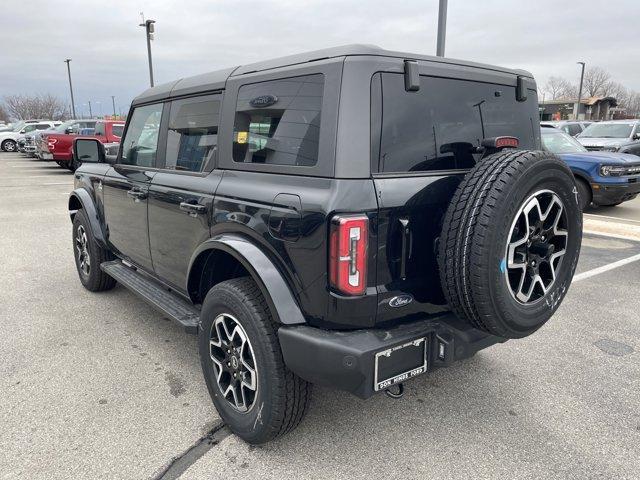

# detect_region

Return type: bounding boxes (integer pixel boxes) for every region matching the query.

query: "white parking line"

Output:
[573,253,640,282]
[584,213,640,225]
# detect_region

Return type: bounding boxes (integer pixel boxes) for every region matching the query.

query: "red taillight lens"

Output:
[329,215,368,296]
[47,138,57,151]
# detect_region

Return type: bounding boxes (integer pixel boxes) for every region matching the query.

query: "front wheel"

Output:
[72,209,116,291]
[2,139,17,152]
[198,278,311,444]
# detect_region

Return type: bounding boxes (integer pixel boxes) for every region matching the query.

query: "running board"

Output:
[100,260,199,334]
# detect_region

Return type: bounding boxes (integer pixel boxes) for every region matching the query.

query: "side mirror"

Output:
[73,138,106,165]
[633,133,640,140]
[65,127,74,134]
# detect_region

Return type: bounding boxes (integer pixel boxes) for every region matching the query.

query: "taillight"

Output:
[47,138,58,151]
[329,215,369,296]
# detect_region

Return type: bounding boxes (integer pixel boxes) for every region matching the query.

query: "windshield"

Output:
[579,123,633,138]
[12,121,26,132]
[541,129,587,154]
[52,120,75,133]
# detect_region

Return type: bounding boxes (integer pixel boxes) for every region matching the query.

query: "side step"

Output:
[101,260,199,334]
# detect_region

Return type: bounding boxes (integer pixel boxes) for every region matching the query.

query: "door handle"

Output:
[180,201,206,214]
[127,189,147,200]
[398,217,411,280]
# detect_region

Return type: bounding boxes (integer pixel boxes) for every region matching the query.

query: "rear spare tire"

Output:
[438,150,582,339]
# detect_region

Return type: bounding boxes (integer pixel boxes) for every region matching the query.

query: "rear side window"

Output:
[232,74,323,166]
[376,73,538,173]
[164,95,220,172]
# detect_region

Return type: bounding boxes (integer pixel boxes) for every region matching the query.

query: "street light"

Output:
[111,96,116,117]
[64,59,76,119]
[574,61,586,120]
[436,0,448,57]
[139,14,156,87]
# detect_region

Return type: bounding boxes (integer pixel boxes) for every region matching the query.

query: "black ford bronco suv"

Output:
[69,45,582,444]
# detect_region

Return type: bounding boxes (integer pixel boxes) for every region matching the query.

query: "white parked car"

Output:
[0,121,61,152]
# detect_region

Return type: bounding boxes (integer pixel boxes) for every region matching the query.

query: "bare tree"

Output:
[3,94,68,121]
[544,77,566,100]
[0,103,9,123]
[582,67,611,97]
[558,81,578,100]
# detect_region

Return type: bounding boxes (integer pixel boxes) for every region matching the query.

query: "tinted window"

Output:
[566,124,582,136]
[120,103,163,167]
[232,74,323,166]
[112,124,124,137]
[377,73,537,172]
[164,95,220,172]
[35,124,50,130]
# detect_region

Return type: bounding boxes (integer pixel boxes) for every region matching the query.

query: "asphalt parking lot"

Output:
[1,151,639,480]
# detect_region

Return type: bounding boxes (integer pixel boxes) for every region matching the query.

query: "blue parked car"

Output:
[541,126,640,209]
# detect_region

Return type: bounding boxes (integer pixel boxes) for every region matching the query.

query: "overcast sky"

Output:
[1,0,638,117]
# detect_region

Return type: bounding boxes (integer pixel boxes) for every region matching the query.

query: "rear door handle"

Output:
[126,189,147,200]
[180,201,206,214]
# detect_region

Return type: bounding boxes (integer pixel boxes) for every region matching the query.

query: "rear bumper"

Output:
[592,181,640,205]
[278,313,504,399]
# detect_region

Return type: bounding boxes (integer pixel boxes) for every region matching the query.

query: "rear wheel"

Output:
[198,278,311,444]
[2,139,17,152]
[438,150,582,339]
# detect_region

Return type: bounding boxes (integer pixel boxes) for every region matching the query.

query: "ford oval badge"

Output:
[388,294,413,308]
[250,95,278,108]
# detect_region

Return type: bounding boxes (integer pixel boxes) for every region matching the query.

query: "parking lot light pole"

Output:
[139,17,156,87]
[574,61,586,120]
[436,0,448,57]
[111,96,116,117]
[64,59,76,119]
[88,101,92,118]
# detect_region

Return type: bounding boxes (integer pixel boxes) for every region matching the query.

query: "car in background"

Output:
[44,119,124,170]
[540,120,592,137]
[541,125,640,209]
[34,119,98,162]
[0,121,60,152]
[576,120,640,156]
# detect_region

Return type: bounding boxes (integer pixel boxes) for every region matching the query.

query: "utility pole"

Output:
[574,61,586,120]
[139,13,156,87]
[436,0,448,57]
[88,101,92,118]
[111,96,116,117]
[64,59,76,118]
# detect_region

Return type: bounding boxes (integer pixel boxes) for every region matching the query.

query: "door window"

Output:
[232,74,324,166]
[163,95,220,172]
[120,103,163,167]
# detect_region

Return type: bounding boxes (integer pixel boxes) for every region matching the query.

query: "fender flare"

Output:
[188,234,306,325]
[68,188,107,247]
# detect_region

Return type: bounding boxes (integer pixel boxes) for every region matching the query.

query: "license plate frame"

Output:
[374,337,428,391]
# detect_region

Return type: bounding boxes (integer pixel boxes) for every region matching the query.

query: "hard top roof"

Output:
[132,44,533,106]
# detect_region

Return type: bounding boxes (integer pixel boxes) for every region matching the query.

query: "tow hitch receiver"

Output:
[374,337,427,392]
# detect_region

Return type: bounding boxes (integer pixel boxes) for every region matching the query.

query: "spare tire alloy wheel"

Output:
[209,313,258,412]
[438,150,582,339]
[505,190,568,304]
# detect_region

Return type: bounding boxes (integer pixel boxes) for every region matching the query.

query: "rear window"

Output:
[232,74,324,167]
[375,73,538,173]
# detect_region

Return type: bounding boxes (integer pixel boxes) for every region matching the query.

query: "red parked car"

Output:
[44,120,124,170]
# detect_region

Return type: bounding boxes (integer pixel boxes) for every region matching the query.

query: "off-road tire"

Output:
[2,139,17,152]
[72,209,116,291]
[438,150,582,339]
[198,277,312,444]
[575,177,591,210]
